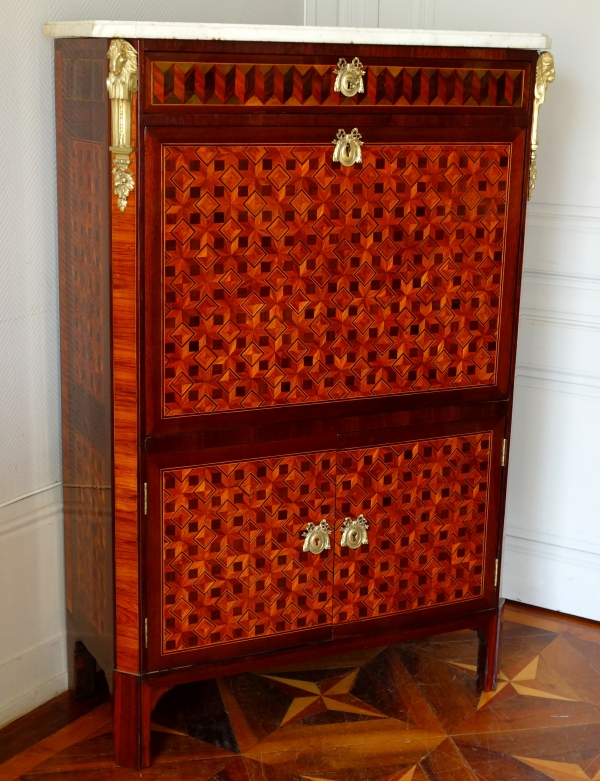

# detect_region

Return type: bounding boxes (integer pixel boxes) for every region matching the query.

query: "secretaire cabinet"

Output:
[46,20,554,769]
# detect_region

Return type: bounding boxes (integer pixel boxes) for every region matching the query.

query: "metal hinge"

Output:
[143,482,148,515]
[144,618,148,648]
[494,559,499,588]
[501,439,507,467]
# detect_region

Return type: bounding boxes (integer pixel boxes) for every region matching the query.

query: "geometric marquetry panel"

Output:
[334,433,490,624]
[151,61,524,108]
[162,452,336,653]
[163,144,509,417]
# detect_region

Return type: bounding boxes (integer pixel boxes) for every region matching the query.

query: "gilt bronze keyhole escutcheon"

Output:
[333,57,366,97]
[332,128,363,167]
[340,515,369,549]
[302,519,333,554]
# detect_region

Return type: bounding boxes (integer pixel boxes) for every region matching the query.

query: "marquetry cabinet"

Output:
[47,20,554,769]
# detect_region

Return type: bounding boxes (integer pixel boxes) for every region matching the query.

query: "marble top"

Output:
[43,21,551,50]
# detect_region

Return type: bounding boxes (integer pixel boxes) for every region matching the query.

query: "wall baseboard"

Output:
[502,527,600,623]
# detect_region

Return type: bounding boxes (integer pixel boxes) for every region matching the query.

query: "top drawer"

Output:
[145,54,530,113]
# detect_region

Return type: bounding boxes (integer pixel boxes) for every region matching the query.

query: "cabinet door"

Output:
[146,449,335,670]
[146,129,526,435]
[334,419,504,636]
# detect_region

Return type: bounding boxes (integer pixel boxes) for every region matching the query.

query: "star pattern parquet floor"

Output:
[5,602,600,781]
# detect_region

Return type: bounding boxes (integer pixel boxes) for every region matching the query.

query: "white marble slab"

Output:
[43,21,551,50]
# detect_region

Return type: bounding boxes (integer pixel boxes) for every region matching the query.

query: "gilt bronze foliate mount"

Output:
[529,51,555,200]
[107,39,138,212]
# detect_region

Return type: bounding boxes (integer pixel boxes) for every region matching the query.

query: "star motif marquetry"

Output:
[515,755,600,781]
[451,640,590,710]
[261,668,387,725]
[302,768,417,781]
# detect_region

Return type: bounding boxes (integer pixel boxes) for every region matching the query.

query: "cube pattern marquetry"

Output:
[163,144,509,416]
[151,61,524,108]
[162,432,490,652]
[162,452,336,652]
[335,433,490,624]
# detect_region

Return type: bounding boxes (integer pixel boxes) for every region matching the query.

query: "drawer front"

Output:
[155,451,335,659]
[156,141,513,425]
[334,431,495,628]
[147,58,526,111]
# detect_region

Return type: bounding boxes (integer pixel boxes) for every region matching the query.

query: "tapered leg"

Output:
[477,600,504,692]
[113,671,152,769]
[73,640,96,699]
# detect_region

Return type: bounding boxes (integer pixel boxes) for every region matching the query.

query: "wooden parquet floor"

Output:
[2,602,600,780]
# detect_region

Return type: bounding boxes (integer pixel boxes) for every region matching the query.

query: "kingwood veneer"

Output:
[47,22,554,769]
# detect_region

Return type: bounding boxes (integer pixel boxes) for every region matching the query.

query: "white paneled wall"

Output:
[0,0,302,729]
[310,0,600,620]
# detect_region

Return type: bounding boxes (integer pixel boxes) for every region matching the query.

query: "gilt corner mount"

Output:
[106,38,138,212]
[529,51,555,200]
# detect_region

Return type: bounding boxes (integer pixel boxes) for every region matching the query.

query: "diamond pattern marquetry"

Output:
[163,144,509,417]
[151,61,524,108]
[335,433,490,624]
[162,453,336,653]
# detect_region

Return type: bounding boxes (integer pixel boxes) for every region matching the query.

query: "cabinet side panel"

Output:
[55,39,114,678]
[112,94,141,674]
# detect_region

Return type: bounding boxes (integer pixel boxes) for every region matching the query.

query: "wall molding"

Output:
[0,483,63,540]
[520,307,600,332]
[516,363,600,398]
[410,0,435,28]
[337,0,379,27]
[0,485,67,728]
[526,201,600,234]
[304,0,379,27]
[505,525,600,562]
[0,481,62,510]
[304,0,315,25]
[502,529,600,622]
[0,634,67,729]
[522,268,600,293]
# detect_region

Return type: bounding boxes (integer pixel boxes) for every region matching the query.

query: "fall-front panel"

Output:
[145,127,526,435]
